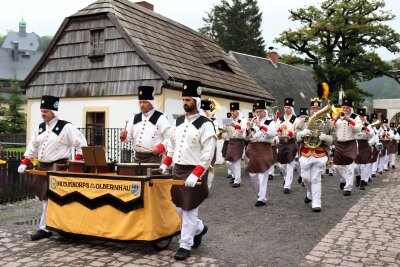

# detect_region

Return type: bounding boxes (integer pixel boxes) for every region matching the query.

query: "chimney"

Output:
[11,41,19,61]
[134,1,154,11]
[268,51,278,67]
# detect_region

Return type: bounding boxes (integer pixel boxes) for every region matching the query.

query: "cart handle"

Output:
[149,179,202,186]
[25,170,47,176]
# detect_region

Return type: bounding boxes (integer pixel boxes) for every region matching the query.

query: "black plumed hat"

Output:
[40,95,59,111]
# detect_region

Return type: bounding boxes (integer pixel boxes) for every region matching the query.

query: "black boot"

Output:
[174,248,191,261]
[340,182,345,190]
[30,229,52,241]
[192,225,208,248]
[355,176,361,187]
[360,180,366,190]
[298,176,302,184]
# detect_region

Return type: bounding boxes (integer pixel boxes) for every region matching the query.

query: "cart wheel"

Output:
[152,237,173,250]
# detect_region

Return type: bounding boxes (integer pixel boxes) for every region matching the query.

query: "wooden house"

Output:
[23,0,274,162]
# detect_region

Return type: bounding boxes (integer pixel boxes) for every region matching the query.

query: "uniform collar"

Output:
[143,108,156,118]
[185,112,200,121]
[46,117,58,128]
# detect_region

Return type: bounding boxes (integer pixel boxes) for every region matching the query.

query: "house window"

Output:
[207,60,234,73]
[85,112,105,146]
[90,29,105,56]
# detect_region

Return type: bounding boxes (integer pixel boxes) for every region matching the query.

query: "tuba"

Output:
[304,102,333,151]
[207,98,221,119]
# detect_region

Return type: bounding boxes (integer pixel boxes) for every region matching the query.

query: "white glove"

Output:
[368,139,375,146]
[18,164,27,174]
[159,164,169,174]
[185,173,199,187]
[300,128,311,138]
[319,133,328,142]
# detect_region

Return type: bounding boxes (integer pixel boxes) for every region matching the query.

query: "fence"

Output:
[78,128,133,163]
[0,157,35,204]
[0,133,26,144]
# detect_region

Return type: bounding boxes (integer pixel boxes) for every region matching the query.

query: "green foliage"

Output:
[37,35,53,51]
[279,54,307,65]
[0,34,5,47]
[359,76,400,99]
[392,58,400,69]
[275,0,400,107]
[4,147,25,153]
[200,0,266,57]
[1,77,26,134]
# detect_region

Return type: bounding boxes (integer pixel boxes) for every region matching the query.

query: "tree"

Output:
[392,58,400,69]
[2,78,26,134]
[0,82,7,133]
[279,54,307,65]
[0,34,5,47]
[200,0,267,57]
[37,35,53,51]
[275,0,400,107]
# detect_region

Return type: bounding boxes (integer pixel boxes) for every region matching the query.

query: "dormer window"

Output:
[207,60,234,73]
[90,29,105,57]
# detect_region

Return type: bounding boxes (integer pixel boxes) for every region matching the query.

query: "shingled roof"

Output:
[229,51,317,111]
[0,48,43,81]
[23,0,274,102]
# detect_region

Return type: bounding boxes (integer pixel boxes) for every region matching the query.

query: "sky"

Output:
[1,0,399,60]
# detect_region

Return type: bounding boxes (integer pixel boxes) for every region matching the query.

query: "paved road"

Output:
[0,159,399,266]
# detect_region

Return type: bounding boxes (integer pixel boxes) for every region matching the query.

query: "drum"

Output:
[68,160,115,173]
[116,163,160,176]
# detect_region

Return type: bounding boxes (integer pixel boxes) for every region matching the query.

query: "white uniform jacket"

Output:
[24,117,87,163]
[167,113,216,168]
[332,113,362,141]
[123,108,171,152]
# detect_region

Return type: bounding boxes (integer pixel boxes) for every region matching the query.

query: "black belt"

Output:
[39,158,69,170]
[279,138,294,144]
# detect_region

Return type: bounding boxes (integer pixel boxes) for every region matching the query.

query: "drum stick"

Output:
[124,120,128,130]
[136,144,153,152]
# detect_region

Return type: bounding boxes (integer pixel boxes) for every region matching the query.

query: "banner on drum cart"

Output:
[47,173,144,213]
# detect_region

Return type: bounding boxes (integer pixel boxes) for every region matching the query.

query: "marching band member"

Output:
[245,100,276,206]
[120,86,171,163]
[201,99,218,188]
[159,80,216,261]
[18,95,87,240]
[221,113,233,179]
[295,107,309,184]
[370,113,381,177]
[297,90,332,212]
[388,122,399,169]
[276,98,299,194]
[377,118,390,174]
[354,108,374,190]
[225,102,246,187]
[331,97,362,196]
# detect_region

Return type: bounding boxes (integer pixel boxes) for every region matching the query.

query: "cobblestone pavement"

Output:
[0,159,399,266]
[299,166,400,267]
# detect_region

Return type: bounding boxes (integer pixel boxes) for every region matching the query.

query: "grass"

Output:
[3,147,25,153]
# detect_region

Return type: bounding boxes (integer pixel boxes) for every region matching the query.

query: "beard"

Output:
[184,104,195,112]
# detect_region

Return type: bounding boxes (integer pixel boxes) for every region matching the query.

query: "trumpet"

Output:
[246,116,259,132]
[339,112,346,120]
